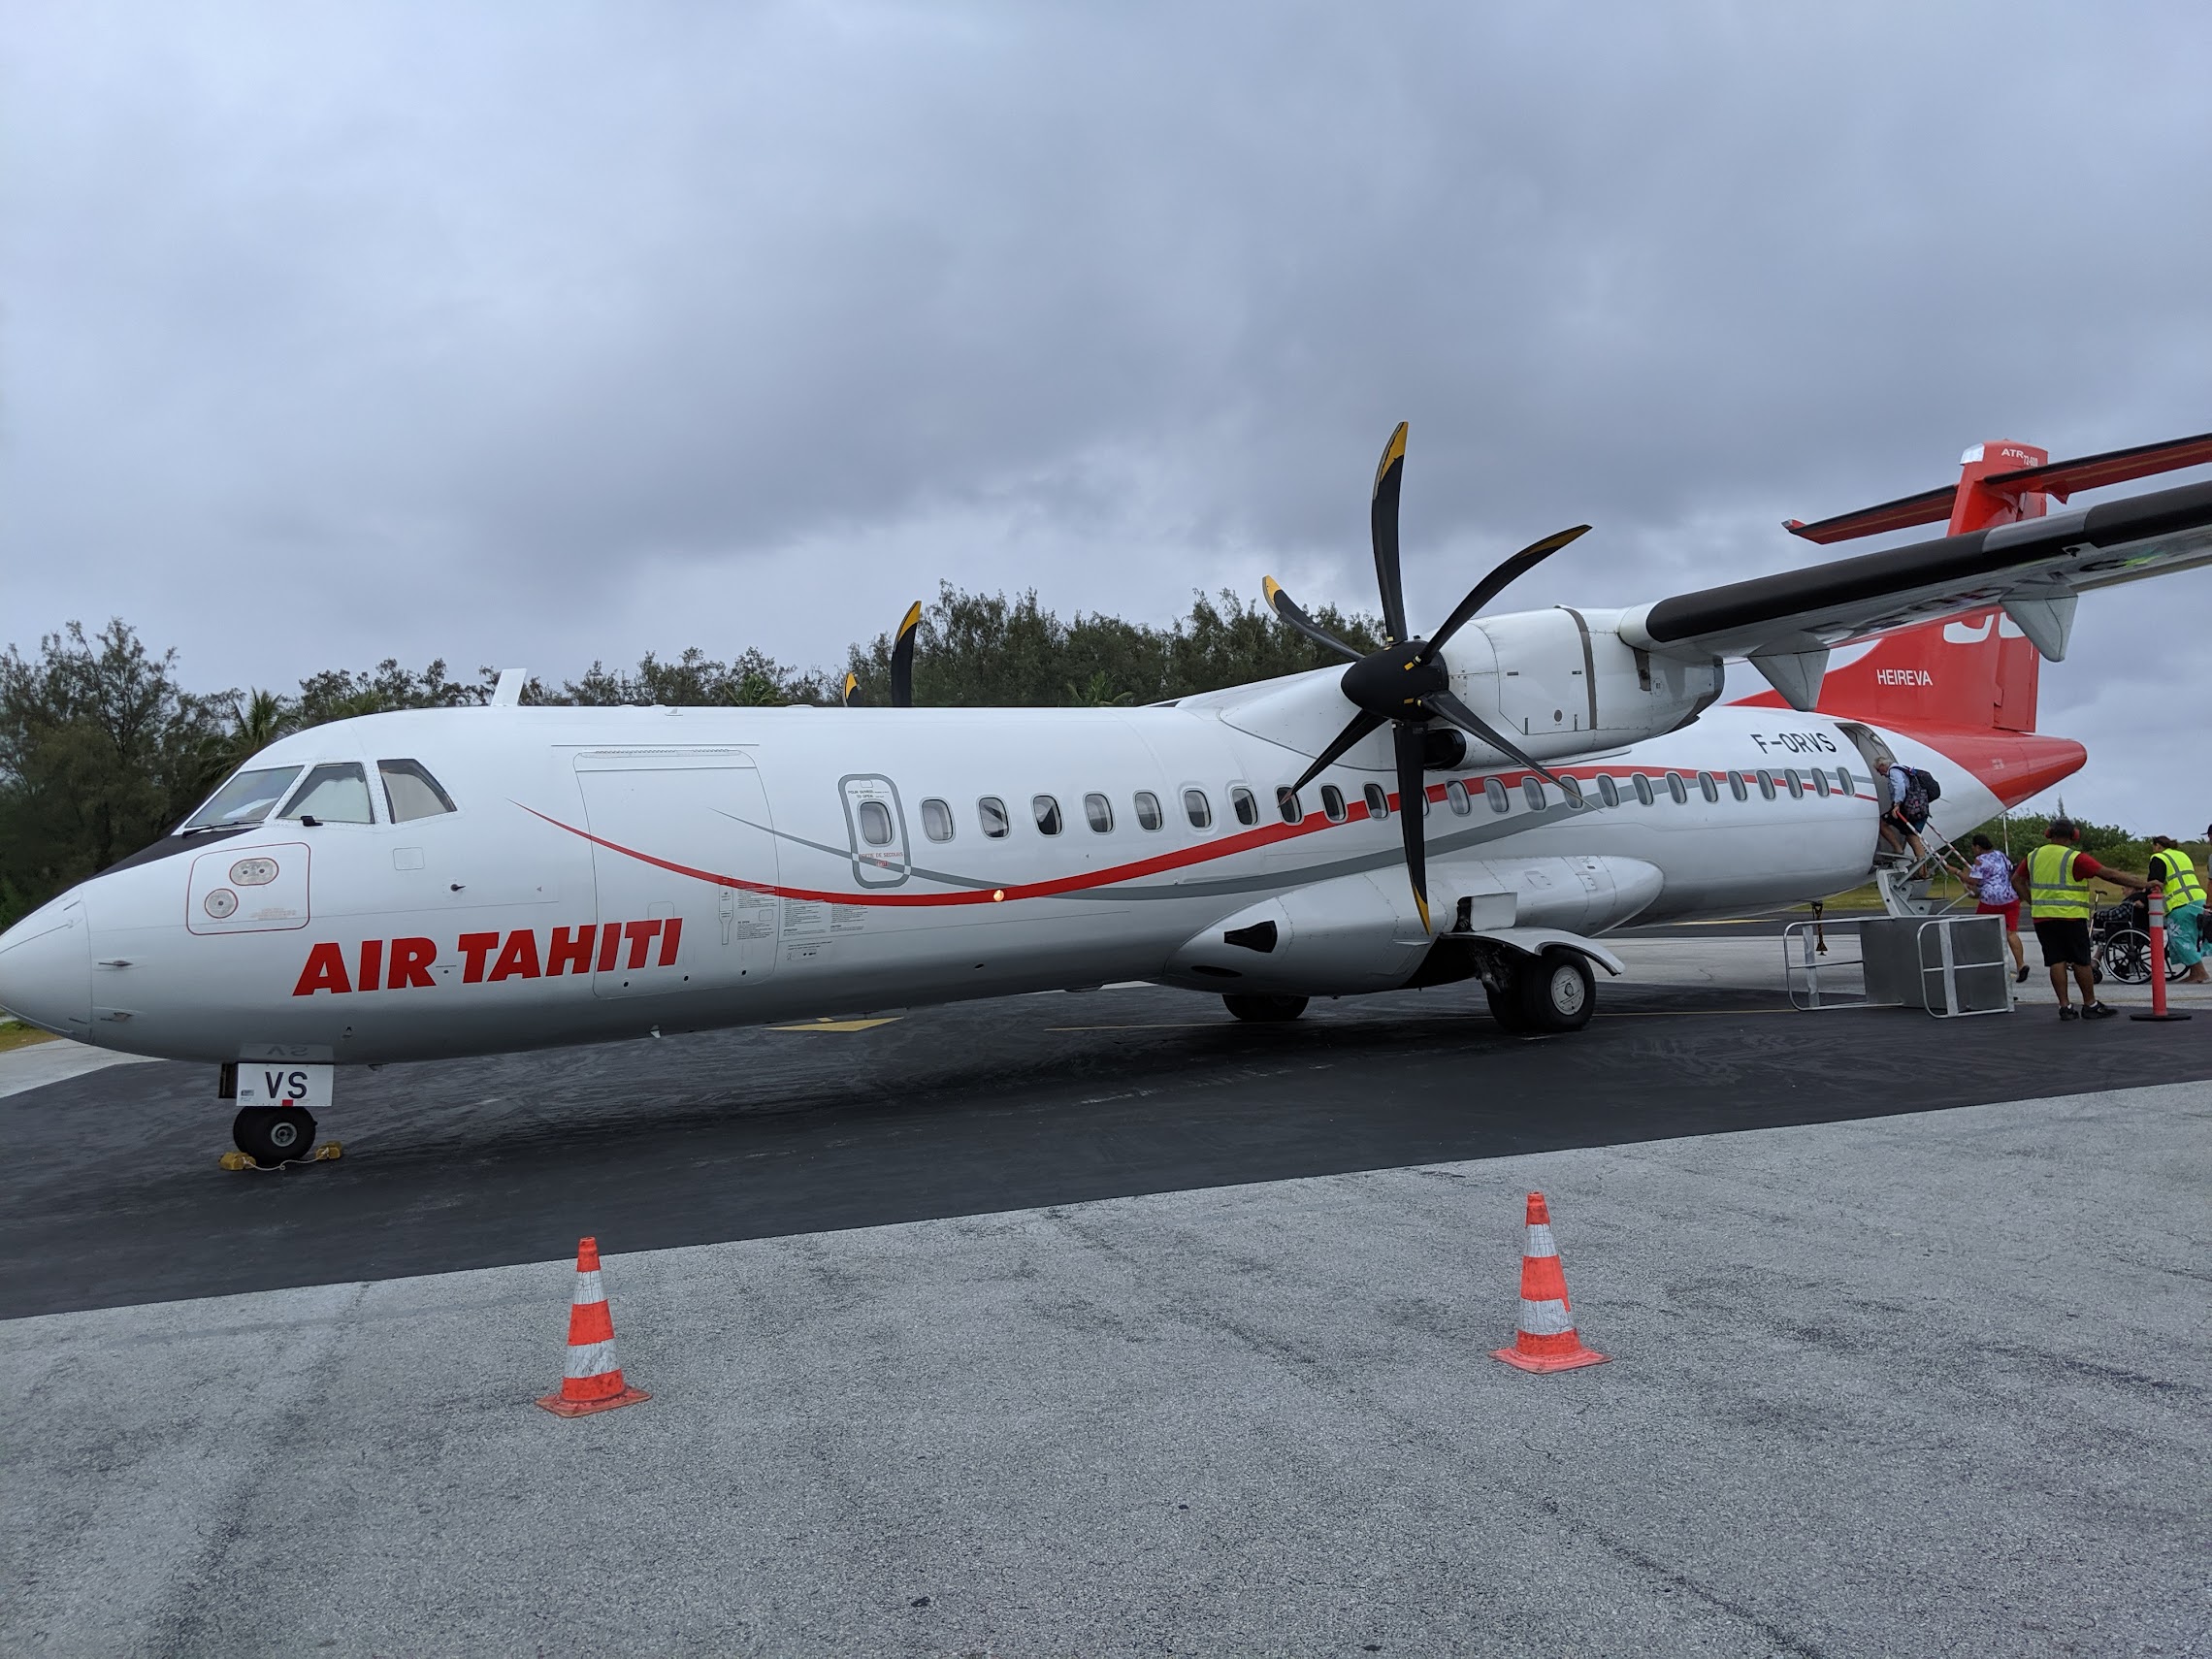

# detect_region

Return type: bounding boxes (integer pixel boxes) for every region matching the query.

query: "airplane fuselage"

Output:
[0,688,2015,1066]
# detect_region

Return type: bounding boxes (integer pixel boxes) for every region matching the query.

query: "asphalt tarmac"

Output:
[6,947,2210,1319]
[9,1082,2206,1658]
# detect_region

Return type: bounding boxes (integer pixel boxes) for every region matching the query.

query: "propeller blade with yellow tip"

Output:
[890,601,923,708]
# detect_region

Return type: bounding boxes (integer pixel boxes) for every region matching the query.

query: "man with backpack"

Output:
[2013,819,2147,1020]
[1878,754,1936,862]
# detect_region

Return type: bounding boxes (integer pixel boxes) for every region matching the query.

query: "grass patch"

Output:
[0,1021,59,1054]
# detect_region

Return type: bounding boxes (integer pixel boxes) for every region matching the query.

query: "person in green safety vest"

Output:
[2147,834,2209,985]
[2009,819,2147,1021]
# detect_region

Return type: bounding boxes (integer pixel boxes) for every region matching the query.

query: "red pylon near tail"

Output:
[536,1236,652,1416]
[1491,1191,1610,1374]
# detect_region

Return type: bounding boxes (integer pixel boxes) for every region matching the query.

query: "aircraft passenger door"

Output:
[839,773,909,888]
[574,751,780,999]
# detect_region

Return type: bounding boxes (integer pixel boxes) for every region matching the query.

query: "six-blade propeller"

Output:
[1263,422,1589,931]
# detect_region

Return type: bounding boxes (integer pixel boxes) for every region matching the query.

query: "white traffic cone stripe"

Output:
[1518,1297,1576,1336]
[1524,1223,1558,1257]
[570,1269,605,1304]
[564,1338,621,1381]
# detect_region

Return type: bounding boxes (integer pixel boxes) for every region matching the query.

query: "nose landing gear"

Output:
[230,1105,320,1167]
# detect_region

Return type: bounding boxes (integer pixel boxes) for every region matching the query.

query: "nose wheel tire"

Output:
[1492,948,1595,1034]
[233,1105,318,1167]
[1222,993,1309,1023]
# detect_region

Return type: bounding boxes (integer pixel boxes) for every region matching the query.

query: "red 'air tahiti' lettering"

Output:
[545,925,596,976]
[294,921,678,994]
[489,929,542,982]
[387,937,438,989]
[293,942,351,997]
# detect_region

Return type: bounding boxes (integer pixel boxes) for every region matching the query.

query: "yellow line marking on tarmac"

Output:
[1047,1022,1228,1031]
[767,1018,904,1033]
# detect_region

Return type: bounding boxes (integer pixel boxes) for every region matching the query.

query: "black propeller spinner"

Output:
[1263,422,1589,932]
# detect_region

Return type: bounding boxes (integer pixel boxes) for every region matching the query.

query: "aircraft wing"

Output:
[1621,475,2212,687]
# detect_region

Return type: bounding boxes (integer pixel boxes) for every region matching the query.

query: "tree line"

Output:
[0,588,1380,926]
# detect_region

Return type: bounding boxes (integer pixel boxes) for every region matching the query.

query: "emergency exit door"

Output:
[574,751,780,998]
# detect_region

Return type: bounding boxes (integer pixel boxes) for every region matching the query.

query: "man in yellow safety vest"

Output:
[2011,819,2147,1021]
[2147,834,2209,985]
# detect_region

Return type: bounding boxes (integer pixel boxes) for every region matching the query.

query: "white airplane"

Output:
[4,426,2209,1165]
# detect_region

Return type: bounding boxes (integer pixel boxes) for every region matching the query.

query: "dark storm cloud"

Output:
[4,1,2209,826]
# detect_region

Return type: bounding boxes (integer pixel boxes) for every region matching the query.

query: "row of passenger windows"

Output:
[867,764,1859,847]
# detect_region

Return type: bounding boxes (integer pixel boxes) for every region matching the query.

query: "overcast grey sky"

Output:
[4,1,2208,833]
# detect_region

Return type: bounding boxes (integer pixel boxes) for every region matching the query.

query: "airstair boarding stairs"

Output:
[1788,835,2012,1018]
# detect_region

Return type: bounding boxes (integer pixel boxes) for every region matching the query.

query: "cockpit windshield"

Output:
[279,763,376,825]
[181,765,304,831]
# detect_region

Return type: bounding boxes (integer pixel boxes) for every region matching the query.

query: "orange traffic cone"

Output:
[1491,1191,1610,1374]
[536,1237,652,1416]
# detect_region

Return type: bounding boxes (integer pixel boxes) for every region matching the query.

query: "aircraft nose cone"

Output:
[0,897,93,1038]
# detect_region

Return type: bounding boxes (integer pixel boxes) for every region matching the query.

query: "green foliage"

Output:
[559,647,832,708]
[840,584,1383,708]
[0,621,231,924]
[1963,810,2203,883]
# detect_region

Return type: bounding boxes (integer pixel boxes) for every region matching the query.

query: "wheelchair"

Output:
[2092,897,2189,985]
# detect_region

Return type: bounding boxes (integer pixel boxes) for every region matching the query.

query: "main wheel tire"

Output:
[1484,985,1529,1032]
[1222,993,1308,1024]
[1514,948,1595,1033]
[233,1105,317,1166]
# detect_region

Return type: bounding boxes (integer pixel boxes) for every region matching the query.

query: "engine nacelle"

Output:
[1449,605,1720,755]
[1217,607,1721,775]
[1156,856,1662,997]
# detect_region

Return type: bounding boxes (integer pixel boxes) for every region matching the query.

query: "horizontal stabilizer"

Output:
[1787,428,2212,544]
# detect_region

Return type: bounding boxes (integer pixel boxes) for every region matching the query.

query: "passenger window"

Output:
[1756,769,1777,800]
[979,797,1010,838]
[1698,771,1720,802]
[857,799,895,846]
[1835,766,1854,797]
[1183,789,1212,830]
[280,762,375,824]
[1363,783,1389,819]
[186,764,303,830]
[921,797,955,842]
[1632,773,1655,807]
[1597,775,1619,808]
[1559,776,1584,808]
[1728,770,1749,801]
[1666,772,1688,804]
[1134,791,1164,831]
[1523,776,1545,809]
[1486,777,1511,814]
[1783,768,1805,798]
[1033,795,1063,835]
[1084,793,1113,833]
[1447,780,1472,817]
[1320,784,1347,823]
[1278,787,1303,824]
[1230,786,1258,828]
[1809,768,1830,798]
[378,759,457,822]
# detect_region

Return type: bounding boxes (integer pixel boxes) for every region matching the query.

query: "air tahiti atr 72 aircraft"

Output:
[4,425,2211,1164]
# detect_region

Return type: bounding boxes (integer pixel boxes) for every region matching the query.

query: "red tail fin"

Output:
[1734,609,2043,732]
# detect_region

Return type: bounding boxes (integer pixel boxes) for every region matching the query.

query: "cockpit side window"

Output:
[182,765,303,831]
[378,759,458,823]
[279,762,376,825]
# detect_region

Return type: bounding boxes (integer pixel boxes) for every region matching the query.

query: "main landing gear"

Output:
[232,1105,318,1166]
[1222,993,1309,1023]
[1486,947,1596,1035]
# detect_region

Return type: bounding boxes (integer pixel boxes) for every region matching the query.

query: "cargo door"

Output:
[574,751,780,999]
